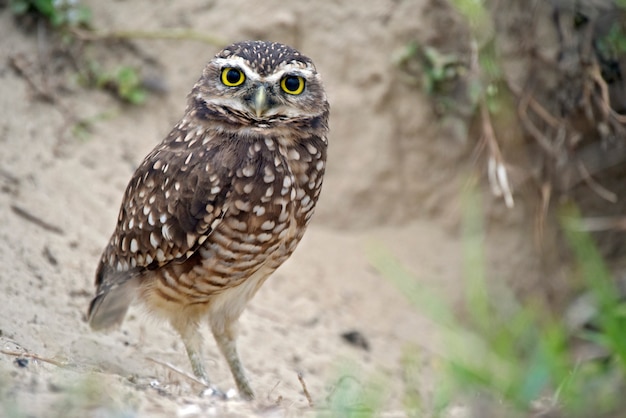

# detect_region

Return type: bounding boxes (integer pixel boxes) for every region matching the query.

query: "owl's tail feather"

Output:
[88,276,139,330]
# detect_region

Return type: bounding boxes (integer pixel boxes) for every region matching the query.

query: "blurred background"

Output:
[2,0,626,416]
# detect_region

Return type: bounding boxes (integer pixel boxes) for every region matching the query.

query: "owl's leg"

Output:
[169,316,216,391]
[210,317,254,400]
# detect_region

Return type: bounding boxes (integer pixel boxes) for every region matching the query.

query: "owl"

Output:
[87,41,329,400]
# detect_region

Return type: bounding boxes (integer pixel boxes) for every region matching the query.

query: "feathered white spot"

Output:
[148,212,156,226]
[156,248,166,262]
[261,220,275,230]
[253,205,266,216]
[229,218,247,231]
[257,233,272,243]
[263,166,275,183]
[145,254,153,264]
[273,222,287,234]
[185,153,193,165]
[306,143,318,155]
[149,195,156,204]
[211,186,221,194]
[288,149,300,160]
[143,206,150,216]
[210,218,221,230]
[149,232,160,248]
[242,165,255,177]
[186,233,196,247]
[316,161,325,171]
[283,176,292,188]
[130,239,139,253]
[174,182,181,191]
[243,183,254,194]
[162,224,173,240]
[153,160,162,170]
[235,200,251,211]
[128,218,135,229]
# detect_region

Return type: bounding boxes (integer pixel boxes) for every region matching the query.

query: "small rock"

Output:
[341,330,370,351]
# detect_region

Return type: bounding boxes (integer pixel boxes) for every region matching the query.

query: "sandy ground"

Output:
[0,1,545,416]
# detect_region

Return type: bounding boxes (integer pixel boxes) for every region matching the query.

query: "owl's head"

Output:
[190,41,328,135]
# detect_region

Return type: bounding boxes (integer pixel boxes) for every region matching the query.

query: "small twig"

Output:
[9,54,78,134]
[9,54,56,103]
[527,95,562,129]
[589,61,626,124]
[70,28,226,47]
[573,216,626,232]
[0,349,68,368]
[518,89,559,157]
[145,356,209,388]
[297,372,314,408]
[576,160,617,203]
[267,380,282,404]
[535,182,551,249]
[11,204,64,235]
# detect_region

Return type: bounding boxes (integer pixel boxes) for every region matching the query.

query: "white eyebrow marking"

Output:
[213,57,316,84]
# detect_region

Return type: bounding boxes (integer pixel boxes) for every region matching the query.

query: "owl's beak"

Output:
[252,85,269,117]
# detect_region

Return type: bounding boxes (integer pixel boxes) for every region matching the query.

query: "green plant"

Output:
[97,66,148,105]
[10,0,91,28]
[366,188,626,416]
[321,364,386,418]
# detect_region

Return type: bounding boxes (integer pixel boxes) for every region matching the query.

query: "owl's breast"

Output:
[194,136,323,281]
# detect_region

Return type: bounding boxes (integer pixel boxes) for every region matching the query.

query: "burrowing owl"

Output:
[87,41,329,400]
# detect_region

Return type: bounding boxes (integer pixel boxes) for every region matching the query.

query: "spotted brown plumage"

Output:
[87,41,329,400]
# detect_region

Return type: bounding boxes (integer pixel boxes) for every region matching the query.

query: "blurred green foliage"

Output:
[96,66,148,106]
[366,188,626,416]
[8,0,152,109]
[9,0,91,28]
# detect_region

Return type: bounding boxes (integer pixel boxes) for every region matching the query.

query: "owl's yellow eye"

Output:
[280,75,305,95]
[221,68,245,87]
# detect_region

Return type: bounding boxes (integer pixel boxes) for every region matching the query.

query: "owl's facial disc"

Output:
[198,55,324,126]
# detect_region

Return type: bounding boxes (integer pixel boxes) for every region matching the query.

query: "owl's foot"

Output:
[199,385,228,399]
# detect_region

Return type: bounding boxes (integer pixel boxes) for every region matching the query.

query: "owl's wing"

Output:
[88,136,232,329]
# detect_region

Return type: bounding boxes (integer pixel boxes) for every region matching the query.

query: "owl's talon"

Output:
[199,385,228,399]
